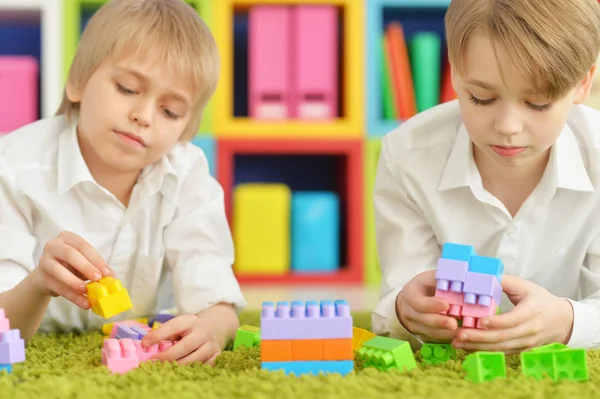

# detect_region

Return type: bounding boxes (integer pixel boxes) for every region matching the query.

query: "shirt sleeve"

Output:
[371,134,442,349]
[163,152,247,316]
[565,232,600,348]
[0,159,37,294]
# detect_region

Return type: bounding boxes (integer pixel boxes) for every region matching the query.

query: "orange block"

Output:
[261,340,292,361]
[292,339,324,360]
[323,338,353,360]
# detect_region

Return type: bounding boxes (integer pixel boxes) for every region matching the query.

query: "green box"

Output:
[62,0,213,134]
[365,138,382,286]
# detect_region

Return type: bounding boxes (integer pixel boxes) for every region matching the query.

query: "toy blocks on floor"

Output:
[356,336,416,372]
[352,327,376,351]
[233,325,261,350]
[463,352,506,383]
[435,243,504,329]
[102,338,139,374]
[0,309,9,333]
[420,343,456,365]
[102,318,148,336]
[0,309,25,373]
[260,300,354,376]
[86,277,133,319]
[521,343,589,382]
[108,320,151,338]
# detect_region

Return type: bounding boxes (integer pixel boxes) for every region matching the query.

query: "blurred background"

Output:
[1,0,600,311]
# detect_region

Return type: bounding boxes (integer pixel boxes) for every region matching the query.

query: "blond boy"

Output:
[0,0,245,365]
[373,0,600,353]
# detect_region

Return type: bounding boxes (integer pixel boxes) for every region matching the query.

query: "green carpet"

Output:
[2,312,600,398]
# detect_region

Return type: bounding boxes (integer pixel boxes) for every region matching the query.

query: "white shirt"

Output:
[0,115,246,332]
[372,100,600,350]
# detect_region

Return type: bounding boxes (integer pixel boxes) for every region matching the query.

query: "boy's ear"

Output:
[66,79,83,103]
[573,64,596,104]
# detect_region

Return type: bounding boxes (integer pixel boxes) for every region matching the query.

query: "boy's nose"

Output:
[129,105,151,128]
[494,108,523,136]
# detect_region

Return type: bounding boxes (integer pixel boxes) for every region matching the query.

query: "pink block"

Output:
[0,56,38,133]
[291,6,338,119]
[249,6,292,119]
[461,300,497,319]
[0,309,9,333]
[435,289,464,318]
[133,340,159,362]
[102,338,139,374]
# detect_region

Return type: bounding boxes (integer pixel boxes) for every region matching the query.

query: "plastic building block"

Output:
[86,277,133,319]
[292,5,338,119]
[110,320,150,338]
[290,339,324,361]
[420,343,457,365]
[463,352,506,383]
[102,318,148,335]
[0,309,9,333]
[149,313,175,326]
[0,56,38,133]
[352,327,376,351]
[0,330,25,364]
[132,340,159,363]
[291,191,340,272]
[434,289,464,318]
[322,339,353,360]
[462,271,502,306]
[261,360,354,376]
[261,339,293,362]
[435,258,469,292]
[461,300,497,328]
[261,300,352,340]
[233,325,261,350]
[441,242,476,262]
[357,336,416,372]
[249,6,292,119]
[233,183,291,275]
[152,322,162,330]
[102,339,139,374]
[521,345,588,382]
[468,255,504,282]
[0,364,11,374]
[115,324,149,340]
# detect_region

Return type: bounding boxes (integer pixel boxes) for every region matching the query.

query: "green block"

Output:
[364,138,382,286]
[521,346,588,382]
[233,325,260,350]
[357,336,416,372]
[462,352,506,383]
[410,32,441,113]
[420,343,456,365]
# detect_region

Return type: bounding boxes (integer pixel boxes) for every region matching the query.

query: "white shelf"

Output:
[0,0,63,120]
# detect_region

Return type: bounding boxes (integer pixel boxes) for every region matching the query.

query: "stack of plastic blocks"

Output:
[0,308,26,374]
[435,242,504,328]
[102,337,179,374]
[260,300,354,376]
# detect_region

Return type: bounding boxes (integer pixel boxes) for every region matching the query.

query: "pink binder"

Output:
[0,56,38,133]
[291,5,338,119]
[248,6,292,119]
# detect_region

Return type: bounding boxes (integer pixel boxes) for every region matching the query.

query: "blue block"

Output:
[261,360,354,376]
[0,364,12,374]
[291,192,340,272]
[441,242,475,262]
[468,255,504,282]
[191,137,216,177]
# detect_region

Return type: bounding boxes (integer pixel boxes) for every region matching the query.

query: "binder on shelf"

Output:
[248,6,293,120]
[292,5,339,120]
[0,56,38,134]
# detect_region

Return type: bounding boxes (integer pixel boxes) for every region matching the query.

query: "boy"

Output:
[372,0,600,354]
[0,0,246,365]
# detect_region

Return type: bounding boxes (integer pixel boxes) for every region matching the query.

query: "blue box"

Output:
[191,136,216,177]
[291,191,340,272]
[468,255,504,282]
[441,242,475,262]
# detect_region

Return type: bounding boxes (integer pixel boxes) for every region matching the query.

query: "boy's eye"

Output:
[526,102,553,112]
[116,83,136,95]
[162,107,180,119]
[469,94,495,106]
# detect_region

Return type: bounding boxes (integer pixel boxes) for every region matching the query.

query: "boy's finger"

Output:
[478,303,532,330]
[57,245,103,282]
[142,316,190,347]
[409,295,449,314]
[59,232,111,276]
[45,276,90,309]
[412,310,458,331]
[46,259,88,294]
[416,324,457,342]
[152,336,193,362]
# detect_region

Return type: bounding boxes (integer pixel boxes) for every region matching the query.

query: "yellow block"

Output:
[152,321,162,330]
[352,327,376,351]
[102,318,148,336]
[233,183,291,274]
[87,277,133,319]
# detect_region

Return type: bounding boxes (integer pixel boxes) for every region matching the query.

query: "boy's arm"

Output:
[163,153,246,346]
[0,162,50,340]
[371,135,441,344]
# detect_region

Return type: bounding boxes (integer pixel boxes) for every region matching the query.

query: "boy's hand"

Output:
[141,314,222,365]
[396,270,460,342]
[33,231,113,309]
[452,275,574,354]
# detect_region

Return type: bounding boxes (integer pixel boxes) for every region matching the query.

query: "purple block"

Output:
[435,258,468,292]
[261,300,353,340]
[463,272,502,305]
[130,326,148,338]
[0,329,25,364]
[116,325,139,340]
[149,313,175,326]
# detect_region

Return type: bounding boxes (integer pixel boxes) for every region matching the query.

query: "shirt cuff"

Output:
[371,288,424,350]
[565,299,600,348]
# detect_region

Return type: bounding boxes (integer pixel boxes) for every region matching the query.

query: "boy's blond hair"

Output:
[57,0,219,141]
[445,0,600,100]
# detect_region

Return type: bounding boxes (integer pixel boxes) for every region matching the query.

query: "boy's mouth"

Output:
[114,130,147,147]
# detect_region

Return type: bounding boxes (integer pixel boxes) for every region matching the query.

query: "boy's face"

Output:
[67,53,194,175]
[452,32,594,170]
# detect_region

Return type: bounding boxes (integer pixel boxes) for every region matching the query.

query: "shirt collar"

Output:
[438,123,594,193]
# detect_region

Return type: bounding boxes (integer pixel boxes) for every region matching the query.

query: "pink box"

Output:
[248,6,292,119]
[291,5,338,119]
[0,56,38,133]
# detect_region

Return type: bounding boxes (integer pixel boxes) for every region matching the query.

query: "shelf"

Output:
[367,0,450,136]
[212,0,364,138]
[364,138,382,286]
[217,137,364,285]
[62,0,212,133]
[0,0,62,121]
[191,136,217,177]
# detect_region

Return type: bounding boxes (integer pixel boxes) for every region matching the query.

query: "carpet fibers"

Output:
[2,312,600,399]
